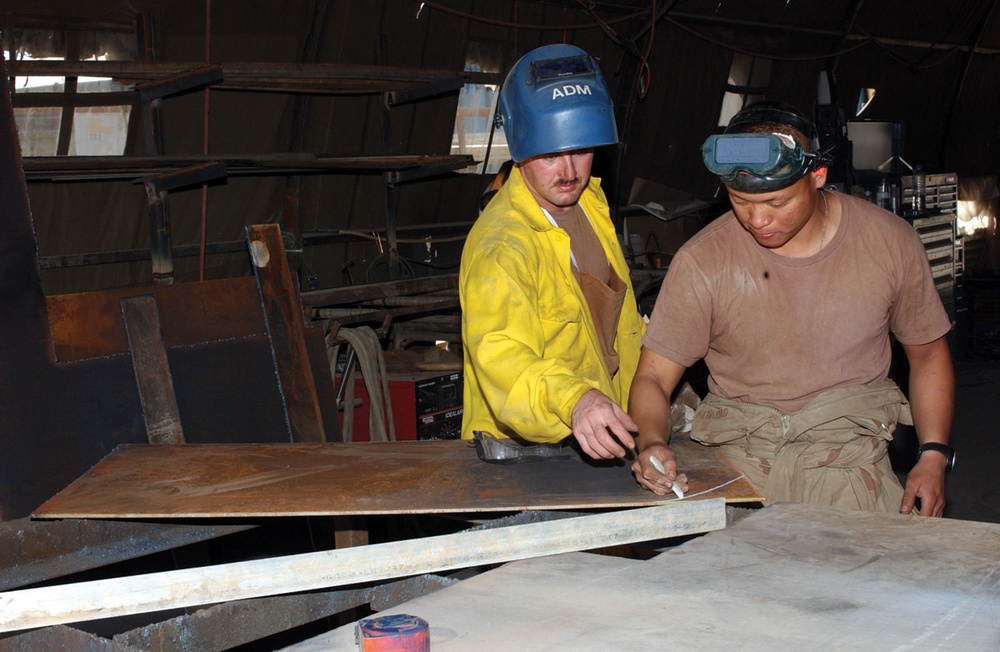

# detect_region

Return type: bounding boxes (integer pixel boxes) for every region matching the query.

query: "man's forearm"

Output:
[904,336,955,446]
[629,376,674,449]
[628,350,687,450]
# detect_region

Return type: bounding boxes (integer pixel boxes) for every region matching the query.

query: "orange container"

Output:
[355,614,430,651]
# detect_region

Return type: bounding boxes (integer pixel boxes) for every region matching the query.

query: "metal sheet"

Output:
[33,438,760,519]
[0,54,340,520]
[297,503,1000,651]
[46,277,265,361]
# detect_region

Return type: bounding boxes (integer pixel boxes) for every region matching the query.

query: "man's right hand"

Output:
[570,389,637,460]
[632,444,688,496]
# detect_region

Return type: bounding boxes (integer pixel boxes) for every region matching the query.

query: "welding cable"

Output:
[328,339,357,440]
[365,253,415,283]
[328,326,396,442]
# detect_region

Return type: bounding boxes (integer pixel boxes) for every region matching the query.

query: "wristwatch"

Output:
[917,442,955,472]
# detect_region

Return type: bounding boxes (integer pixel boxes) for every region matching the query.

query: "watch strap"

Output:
[917,442,955,472]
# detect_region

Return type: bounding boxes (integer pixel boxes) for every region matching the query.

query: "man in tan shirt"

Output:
[629,101,954,516]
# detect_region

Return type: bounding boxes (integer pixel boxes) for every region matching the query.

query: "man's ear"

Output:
[810,166,828,188]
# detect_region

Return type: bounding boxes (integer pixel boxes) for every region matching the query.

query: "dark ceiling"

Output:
[1,0,997,294]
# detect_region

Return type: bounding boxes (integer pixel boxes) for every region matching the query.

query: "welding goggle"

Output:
[701,132,824,193]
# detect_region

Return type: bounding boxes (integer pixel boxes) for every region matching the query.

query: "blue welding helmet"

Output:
[497,44,619,163]
[702,101,831,193]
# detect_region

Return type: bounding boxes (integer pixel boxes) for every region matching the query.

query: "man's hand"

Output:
[631,444,688,496]
[571,389,637,459]
[900,452,947,517]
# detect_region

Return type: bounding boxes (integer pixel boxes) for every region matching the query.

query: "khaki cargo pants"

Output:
[691,380,909,512]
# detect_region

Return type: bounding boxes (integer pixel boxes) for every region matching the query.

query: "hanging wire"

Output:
[410,0,642,31]
[635,0,656,99]
[410,0,953,71]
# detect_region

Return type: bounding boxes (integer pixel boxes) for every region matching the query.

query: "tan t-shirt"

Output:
[550,205,610,284]
[551,206,623,376]
[643,192,952,413]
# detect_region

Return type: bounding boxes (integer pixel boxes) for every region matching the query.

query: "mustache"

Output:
[554,177,580,186]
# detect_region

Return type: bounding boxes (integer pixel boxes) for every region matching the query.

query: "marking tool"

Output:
[649,455,685,499]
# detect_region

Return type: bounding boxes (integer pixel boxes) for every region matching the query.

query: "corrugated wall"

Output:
[11,0,1000,294]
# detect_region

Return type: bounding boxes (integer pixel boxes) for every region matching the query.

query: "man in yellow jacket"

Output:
[459,44,664,469]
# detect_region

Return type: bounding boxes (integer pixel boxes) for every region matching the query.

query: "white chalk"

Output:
[648,456,684,499]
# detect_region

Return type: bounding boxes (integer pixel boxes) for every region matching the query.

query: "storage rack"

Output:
[902,172,960,292]
[900,172,965,355]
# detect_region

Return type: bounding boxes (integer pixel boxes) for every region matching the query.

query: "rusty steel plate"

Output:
[33,437,761,519]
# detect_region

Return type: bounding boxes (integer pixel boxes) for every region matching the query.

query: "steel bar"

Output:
[247,225,326,444]
[141,161,227,193]
[144,180,173,284]
[7,60,502,92]
[22,153,474,182]
[300,274,458,308]
[0,500,726,632]
[37,224,473,270]
[121,295,185,445]
[136,65,223,102]
[10,90,135,108]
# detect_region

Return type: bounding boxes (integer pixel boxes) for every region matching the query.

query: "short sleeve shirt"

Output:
[642,192,952,412]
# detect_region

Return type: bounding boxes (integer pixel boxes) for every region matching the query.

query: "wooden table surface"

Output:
[33,436,761,518]
[289,503,1000,651]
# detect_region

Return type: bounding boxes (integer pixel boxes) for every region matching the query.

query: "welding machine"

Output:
[343,370,463,442]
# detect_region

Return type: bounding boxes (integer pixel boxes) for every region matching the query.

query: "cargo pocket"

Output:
[691,395,776,446]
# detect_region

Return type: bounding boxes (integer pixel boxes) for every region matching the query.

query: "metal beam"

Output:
[135,65,224,102]
[6,60,502,93]
[248,225,327,444]
[121,295,185,445]
[22,153,474,182]
[0,501,726,633]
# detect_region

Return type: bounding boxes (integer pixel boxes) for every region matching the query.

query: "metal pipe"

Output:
[200,0,212,281]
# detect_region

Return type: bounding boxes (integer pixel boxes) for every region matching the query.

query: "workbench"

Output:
[288,503,1000,651]
[3,437,755,636]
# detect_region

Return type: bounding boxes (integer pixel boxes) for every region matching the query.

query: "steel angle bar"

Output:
[0,500,726,632]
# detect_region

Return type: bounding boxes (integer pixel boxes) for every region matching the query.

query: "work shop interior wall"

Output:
[10,0,1000,295]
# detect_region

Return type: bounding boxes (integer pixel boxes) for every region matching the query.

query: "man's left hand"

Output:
[571,389,637,460]
[900,453,947,517]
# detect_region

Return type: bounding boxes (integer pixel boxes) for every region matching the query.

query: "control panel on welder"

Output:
[414,372,463,440]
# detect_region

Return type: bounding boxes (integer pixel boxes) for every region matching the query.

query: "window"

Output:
[8,41,133,156]
[718,53,770,127]
[451,43,508,175]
